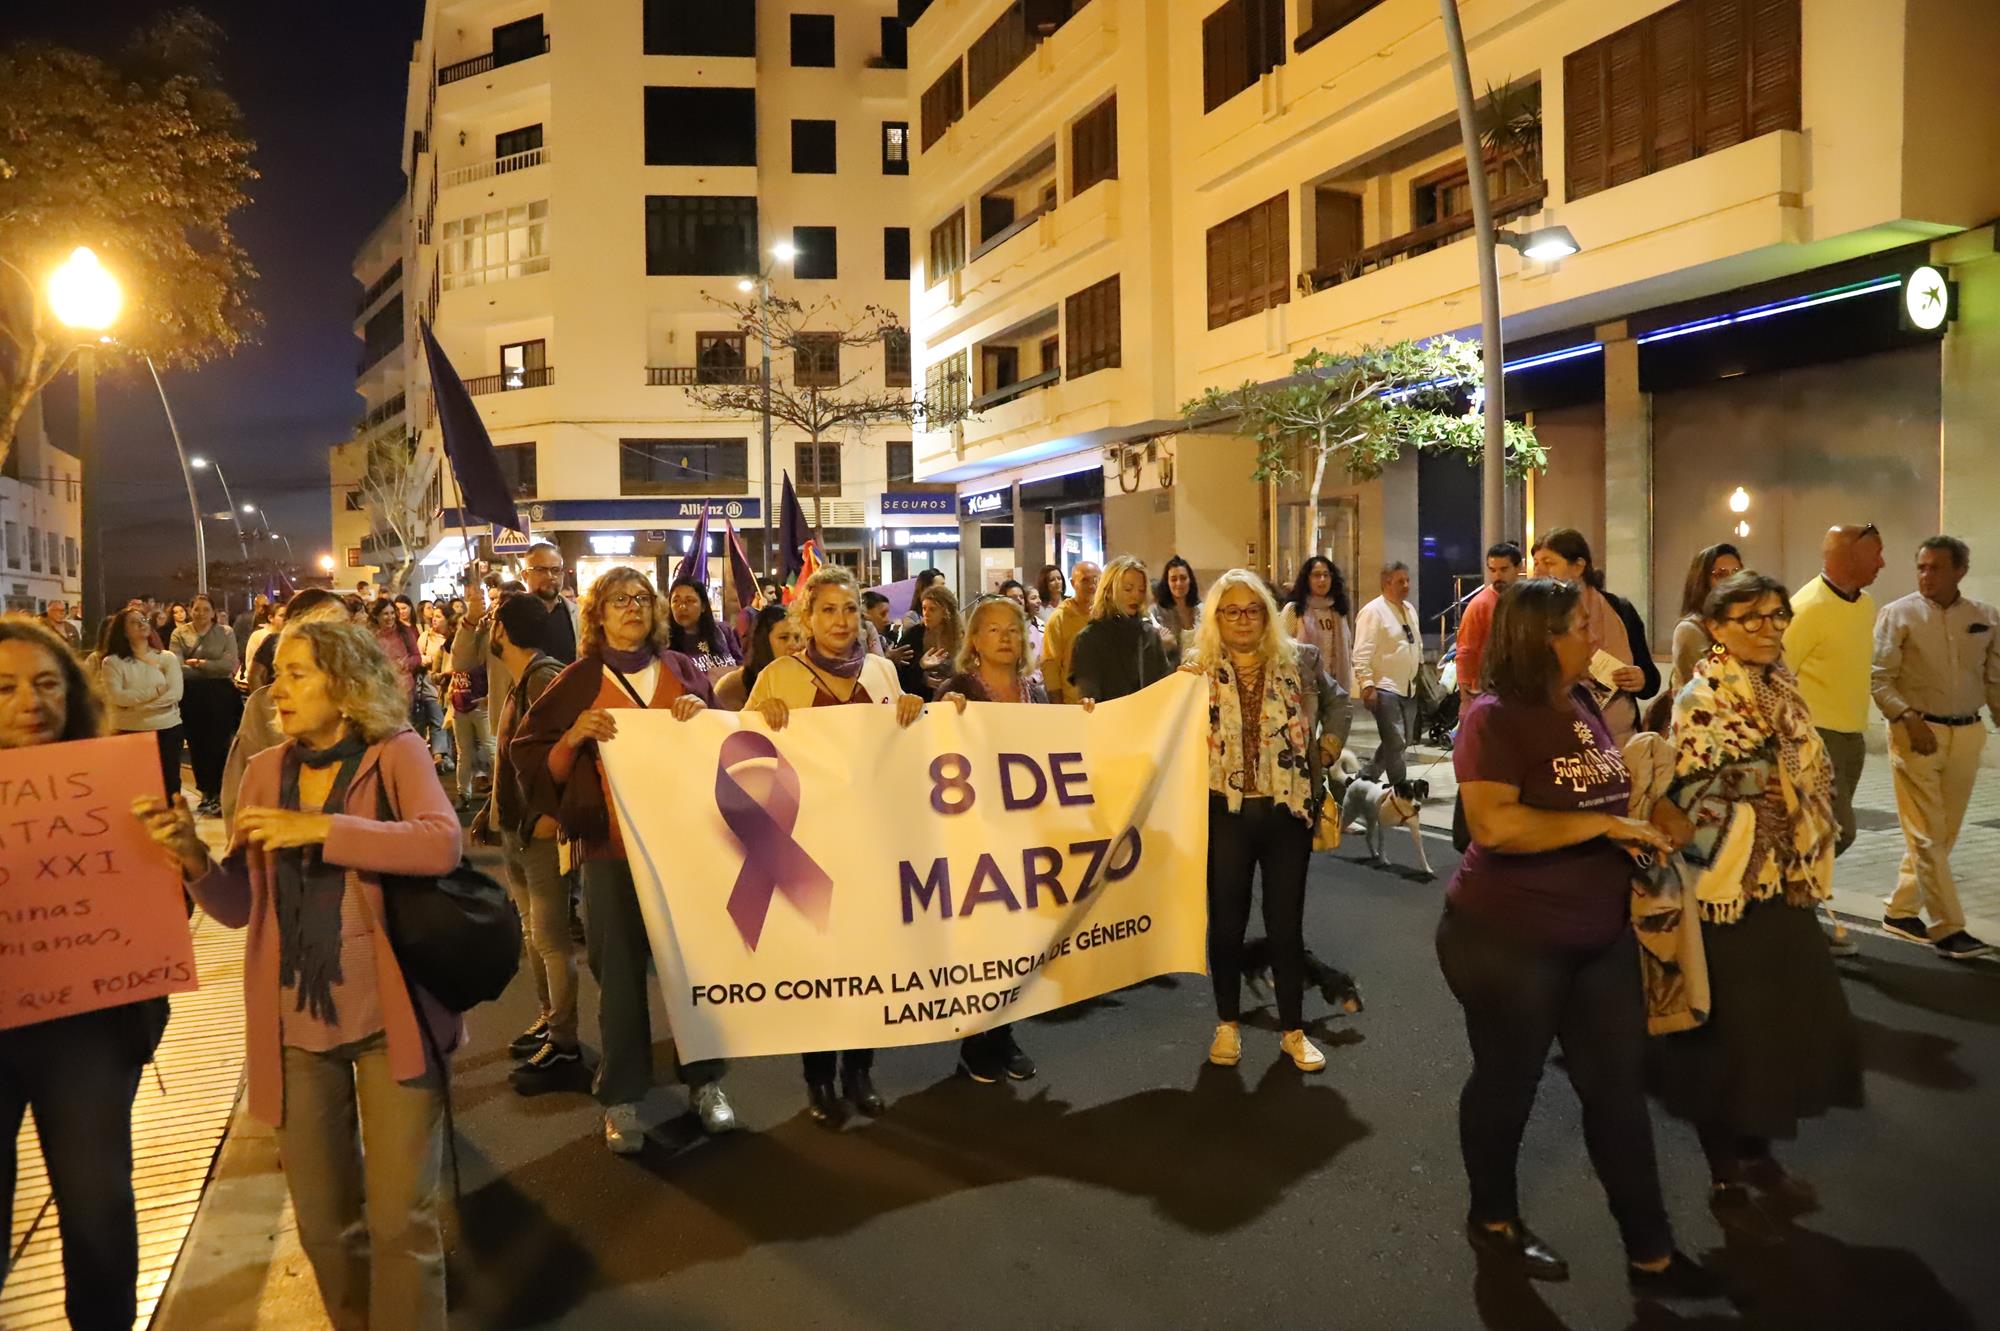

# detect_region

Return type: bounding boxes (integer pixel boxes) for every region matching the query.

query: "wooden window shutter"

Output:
[1650,3,1699,170]
[1564,44,1609,200]
[1696,0,1749,155]
[1603,29,1647,187]
[1072,97,1118,196]
[1746,0,1801,137]
[1202,6,1230,113]
[1206,225,1229,328]
[1065,276,1120,379]
[1261,195,1290,310]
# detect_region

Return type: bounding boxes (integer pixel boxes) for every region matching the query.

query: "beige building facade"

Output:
[909,0,2000,626]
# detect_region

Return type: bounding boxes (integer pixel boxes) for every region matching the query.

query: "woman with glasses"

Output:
[512,567,739,1152]
[1071,555,1171,704]
[1531,528,1657,745]
[748,566,924,1125]
[1281,555,1353,691]
[1653,571,1860,1238]
[1193,571,1328,1075]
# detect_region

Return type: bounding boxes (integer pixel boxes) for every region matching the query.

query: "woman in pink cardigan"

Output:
[136,620,462,1331]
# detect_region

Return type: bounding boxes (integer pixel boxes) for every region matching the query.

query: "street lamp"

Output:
[46,248,121,626]
[191,456,251,558]
[318,553,335,573]
[1497,225,1580,264]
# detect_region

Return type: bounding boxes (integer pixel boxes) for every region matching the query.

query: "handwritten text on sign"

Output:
[601,673,1210,1061]
[0,733,198,1028]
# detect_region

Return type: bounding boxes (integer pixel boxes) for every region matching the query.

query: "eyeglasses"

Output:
[1216,605,1268,623]
[604,593,655,610]
[1723,609,1792,633]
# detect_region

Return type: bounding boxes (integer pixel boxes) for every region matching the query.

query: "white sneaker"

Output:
[604,1103,645,1155]
[1280,1029,1326,1073]
[1208,1021,1242,1066]
[692,1082,738,1135]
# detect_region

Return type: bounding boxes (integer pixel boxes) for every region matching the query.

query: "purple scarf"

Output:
[806,637,867,680]
[599,643,659,674]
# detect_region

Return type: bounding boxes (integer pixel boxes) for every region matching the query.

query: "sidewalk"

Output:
[1346,710,2000,943]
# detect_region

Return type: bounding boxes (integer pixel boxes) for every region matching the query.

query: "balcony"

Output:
[439,33,548,87]
[441,146,548,189]
[646,366,764,387]
[356,259,403,316]
[970,366,1058,413]
[464,365,554,395]
[1300,182,1549,295]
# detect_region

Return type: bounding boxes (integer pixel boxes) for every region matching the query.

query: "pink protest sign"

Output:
[0,733,198,1029]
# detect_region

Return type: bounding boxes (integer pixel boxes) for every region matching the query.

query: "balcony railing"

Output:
[1300,181,1548,295]
[969,366,1059,412]
[464,366,555,396]
[439,33,549,86]
[356,259,403,315]
[646,366,763,386]
[355,392,407,433]
[441,146,548,189]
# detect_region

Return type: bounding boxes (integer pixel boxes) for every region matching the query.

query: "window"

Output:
[879,16,909,68]
[4,523,18,570]
[1070,97,1117,196]
[791,13,835,66]
[792,226,838,279]
[1565,0,1800,202]
[883,328,912,386]
[792,119,837,173]
[928,210,966,289]
[360,295,404,370]
[794,332,842,387]
[492,15,546,67]
[884,227,911,281]
[1312,187,1363,272]
[494,443,538,498]
[645,195,757,275]
[925,350,969,423]
[499,340,547,389]
[1205,193,1289,329]
[27,526,40,573]
[1065,275,1120,379]
[441,201,549,290]
[647,87,756,166]
[1202,0,1285,113]
[968,2,1035,106]
[644,0,755,57]
[345,490,366,512]
[619,438,748,495]
[696,332,748,382]
[882,122,910,174]
[921,64,964,150]
[1295,0,1387,54]
[45,531,60,573]
[1412,154,1535,229]
[64,537,77,577]
[887,441,914,485]
[794,442,842,494]
[495,123,544,162]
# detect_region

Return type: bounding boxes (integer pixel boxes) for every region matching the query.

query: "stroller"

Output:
[1415,636,1461,750]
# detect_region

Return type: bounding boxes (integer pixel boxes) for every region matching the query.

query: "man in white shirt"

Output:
[1352,561,1424,784]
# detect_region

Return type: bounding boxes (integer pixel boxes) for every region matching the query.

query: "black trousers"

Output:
[1434,906,1672,1262]
[181,677,242,801]
[802,1049,873,1083]
[0,1007,148,1331]
[1207,794,1311,1030]
[579,860,723,1105]
[129,725,185,802]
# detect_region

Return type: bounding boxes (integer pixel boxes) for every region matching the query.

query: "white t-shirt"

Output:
[1352,595,1422,695]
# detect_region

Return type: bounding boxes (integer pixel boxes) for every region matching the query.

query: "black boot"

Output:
[842,1066,886,1116]
[806,1080,843,1126]
[1464,1219,1569,1281]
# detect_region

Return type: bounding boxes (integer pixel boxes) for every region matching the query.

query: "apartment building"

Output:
[0,395,83,614]
[910,0,2000,625]
[334,204,411,587]
[382,0,931,595]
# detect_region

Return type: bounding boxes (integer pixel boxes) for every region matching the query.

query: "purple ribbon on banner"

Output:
[714,730,835,950]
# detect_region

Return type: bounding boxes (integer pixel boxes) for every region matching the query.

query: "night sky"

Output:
[3,0,422,607]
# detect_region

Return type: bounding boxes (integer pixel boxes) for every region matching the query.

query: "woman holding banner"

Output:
[0,618,165,1331]
[1189,570,1326,1075]
[135,620,465,1331]
[511,566,734,1152]
[748,565,924,1125]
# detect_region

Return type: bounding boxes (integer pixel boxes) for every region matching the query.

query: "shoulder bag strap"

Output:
[604,665,648,707]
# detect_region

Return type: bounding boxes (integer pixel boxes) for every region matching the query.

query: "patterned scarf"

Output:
[1205,654,1311,818]
[275,732,368,1025]
[1670,647,1837,923]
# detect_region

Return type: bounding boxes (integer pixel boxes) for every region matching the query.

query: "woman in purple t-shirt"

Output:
[1436,578,1718,1299]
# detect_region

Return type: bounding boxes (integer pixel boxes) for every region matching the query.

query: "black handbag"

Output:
[376,786,522,1013]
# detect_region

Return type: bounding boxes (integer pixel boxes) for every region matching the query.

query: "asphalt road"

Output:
[440,833,2000,1331]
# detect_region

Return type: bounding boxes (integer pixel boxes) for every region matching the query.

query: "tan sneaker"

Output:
[1280,1029,1326,1073]
[1208,1021,1242,1066]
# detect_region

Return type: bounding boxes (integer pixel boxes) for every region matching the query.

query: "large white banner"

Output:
[599,673,1210,1061]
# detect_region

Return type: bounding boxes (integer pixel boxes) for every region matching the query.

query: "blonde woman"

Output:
[1071,555,1171,704]
[1189,570,1325,1074]
[747,566,923,1123]
[136,621,463,1331]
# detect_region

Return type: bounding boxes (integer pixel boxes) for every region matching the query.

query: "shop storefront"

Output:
[957,466,1106,596]
[876,492,960,588]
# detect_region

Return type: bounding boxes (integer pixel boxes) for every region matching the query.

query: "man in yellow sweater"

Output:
[1038,560,1100,704]
[1783,523,1886,953]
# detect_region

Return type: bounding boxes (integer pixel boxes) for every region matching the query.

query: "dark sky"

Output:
[4,0,422,606]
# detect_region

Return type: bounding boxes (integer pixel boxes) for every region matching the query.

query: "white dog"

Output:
[1339,776,1433,877]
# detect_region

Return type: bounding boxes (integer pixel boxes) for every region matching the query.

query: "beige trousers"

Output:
[1885,721,1987,936]
[276,1034,446,1331]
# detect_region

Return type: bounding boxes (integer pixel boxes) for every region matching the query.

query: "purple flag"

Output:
[778,472,810,585]
[419,321,523,533]
[723,518,760,633]
[672,505,711,586]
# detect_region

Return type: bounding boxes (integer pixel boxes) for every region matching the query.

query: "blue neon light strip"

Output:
[1633,275,1901,346]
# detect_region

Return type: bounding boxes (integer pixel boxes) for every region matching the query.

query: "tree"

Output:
[356,433,436,595]
[1181,337,1545,556]
[0,9,260,462]
[684,293,969,547]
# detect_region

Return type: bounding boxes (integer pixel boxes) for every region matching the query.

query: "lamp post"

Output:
[141,354,207,597]
[46,248,121,627]
[191,456,251,558]
[740,239,797,577]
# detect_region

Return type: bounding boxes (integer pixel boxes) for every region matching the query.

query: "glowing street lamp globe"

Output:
[47,247,123,333]
[318,554,336,572]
